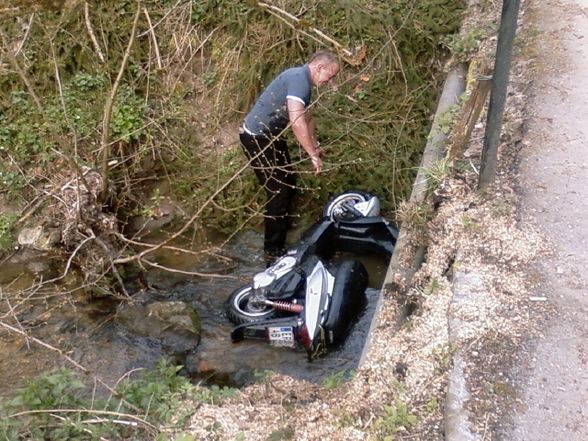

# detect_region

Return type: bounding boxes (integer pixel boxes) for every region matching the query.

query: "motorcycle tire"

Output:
[225,285,278,325]
[323,259,368,345]
[323,190,371,221]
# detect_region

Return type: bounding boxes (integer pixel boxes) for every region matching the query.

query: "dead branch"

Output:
[0,5,41,19]
[137,0,183,38]
[115,232,230,261]
[41,235,96,286]
[169,27,217,94]
[6,408,157,433]
[84,3,105,63]
[257,1,355,62]
[93,236,131,298]
[0,280,44,321]
[0,320,88,373]
[16,194,50,226]
[51,149,92,203]
[3,294,30,350]
[46,21,92,188]
[142,259,240,279]
[14,14,34,56]
[99,0,142,200]
[143,7,162,70]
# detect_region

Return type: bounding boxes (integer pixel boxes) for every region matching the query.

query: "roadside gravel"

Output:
[446,0,588,439]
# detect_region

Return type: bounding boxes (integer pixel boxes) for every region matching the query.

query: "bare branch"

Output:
[137,0,184,38]
[142,259,240,279]
[0,320,88,373]
[99,0,142,200]
[257,2,355,61]
[0,319,144,414]
[14,14,34,56]
[6,408,157,433]
[84,2,105,63]
[112,159,252,265]
[143,7,162,70]
[115,232,230,260]
[93,236,131,298]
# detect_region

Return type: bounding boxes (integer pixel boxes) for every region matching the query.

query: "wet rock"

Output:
[116,300,202,356]
[26,259,51,274]
[184,350,235,376]
[17,226,61,251]
[125,200,185,237]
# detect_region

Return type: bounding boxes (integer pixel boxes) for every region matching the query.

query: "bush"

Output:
[0,360,236,440]
[0,213,18,253]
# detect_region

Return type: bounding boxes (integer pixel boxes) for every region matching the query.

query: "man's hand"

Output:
[311,155,323,174]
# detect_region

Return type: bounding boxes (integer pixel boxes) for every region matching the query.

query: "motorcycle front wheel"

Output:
[323,190,371,221]
[225,285,278,325]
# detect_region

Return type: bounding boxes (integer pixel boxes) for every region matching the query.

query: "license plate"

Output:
[268,326,295,347]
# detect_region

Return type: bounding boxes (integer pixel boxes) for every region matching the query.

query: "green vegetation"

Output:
[443,27,487,60]
[425,396,439,413]
[424,157,451,192]
[491,197,514,218]
[372,399,417,440]
[424,277,440,295]
[396,199,434,233]
[0,213,18,252]
[266,426,295,441]
[461,213,477,230]
[322,368,355,389]
[0,360,235,440]
[433,343,456,372]
[432,104,461,137]
[0,0,466,235]
[336,409,357,428]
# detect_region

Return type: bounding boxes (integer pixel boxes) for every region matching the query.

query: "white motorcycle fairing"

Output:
[304,260,335,346]
[354,197,380,217]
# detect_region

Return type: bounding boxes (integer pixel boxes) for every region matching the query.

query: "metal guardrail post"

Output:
[478,0,521,188]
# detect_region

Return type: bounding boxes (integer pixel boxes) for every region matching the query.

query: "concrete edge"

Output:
[445,353,475,440]
[444,270,486,441]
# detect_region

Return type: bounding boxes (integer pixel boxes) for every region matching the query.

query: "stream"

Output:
[0,228,390,397]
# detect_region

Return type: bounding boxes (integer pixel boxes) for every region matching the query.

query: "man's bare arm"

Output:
[287,99,322,173]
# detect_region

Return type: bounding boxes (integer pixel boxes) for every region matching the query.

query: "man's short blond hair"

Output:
[308,50,339,66]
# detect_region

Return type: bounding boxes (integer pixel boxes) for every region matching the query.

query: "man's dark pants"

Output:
[239,132,296,257]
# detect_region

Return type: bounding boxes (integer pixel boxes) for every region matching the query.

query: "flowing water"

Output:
[0,228,390,396]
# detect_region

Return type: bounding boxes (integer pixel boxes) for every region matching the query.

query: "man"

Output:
[239,50,340,265]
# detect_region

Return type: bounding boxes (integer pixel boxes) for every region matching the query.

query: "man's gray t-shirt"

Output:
[244,64,312,136]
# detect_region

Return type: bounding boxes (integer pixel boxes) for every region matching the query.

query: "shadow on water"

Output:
[0,228,392,395]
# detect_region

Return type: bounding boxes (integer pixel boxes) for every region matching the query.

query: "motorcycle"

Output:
[225,190,398,360]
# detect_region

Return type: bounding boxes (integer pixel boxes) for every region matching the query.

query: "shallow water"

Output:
[0,229,390,395]
[149,229,390,386]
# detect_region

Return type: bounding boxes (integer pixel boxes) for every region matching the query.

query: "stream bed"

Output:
[0,229,390,396]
